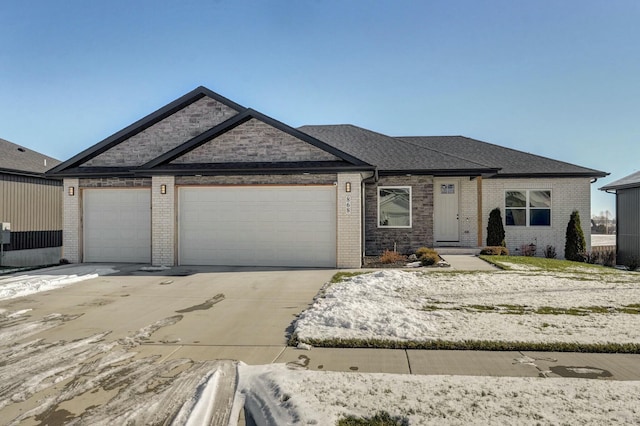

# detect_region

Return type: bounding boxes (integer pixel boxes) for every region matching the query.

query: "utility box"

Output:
[1,222,10,244]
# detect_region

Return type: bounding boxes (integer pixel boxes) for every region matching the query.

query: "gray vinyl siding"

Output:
[0,174,62,232]
[616,187,640,264]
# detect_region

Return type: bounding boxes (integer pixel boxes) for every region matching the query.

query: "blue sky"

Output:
[2,0,638,216]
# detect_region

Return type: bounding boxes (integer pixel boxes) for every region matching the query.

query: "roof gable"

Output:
[144,109,370,172]
[170,117,342,164]
[0,138,60,176]
[47,86,245,175]
[49,87,371,177]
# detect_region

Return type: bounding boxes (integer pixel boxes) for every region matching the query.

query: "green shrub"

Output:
[564,210,586,262]
[480,246,509,256]
[623,255,639,272]
[415,247,440,266]
[486,207,506,247]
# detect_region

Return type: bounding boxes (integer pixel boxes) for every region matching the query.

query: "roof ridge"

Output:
[397,136,497,170]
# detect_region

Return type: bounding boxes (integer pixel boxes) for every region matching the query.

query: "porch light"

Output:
[68,186,75,196]
[345,182,352,193]
[160,184,167,195]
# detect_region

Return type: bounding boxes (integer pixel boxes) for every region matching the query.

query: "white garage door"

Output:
[179,186,336,267]
[83,189,151,263]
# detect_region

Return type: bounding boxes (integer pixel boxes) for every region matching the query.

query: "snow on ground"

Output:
[294,268,640,345]
[3,263,640,424]
[0,265,118,301]
[237,363,640,425]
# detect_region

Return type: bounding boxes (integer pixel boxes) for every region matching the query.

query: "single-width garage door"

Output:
[179,186,336,267]
[83,189,151,263]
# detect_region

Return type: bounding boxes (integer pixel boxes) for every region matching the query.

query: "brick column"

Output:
[152,176,176,266]
[63,178,80,263]
[337,173,362,268]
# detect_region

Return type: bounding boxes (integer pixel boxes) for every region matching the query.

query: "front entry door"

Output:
[434,180,459,242]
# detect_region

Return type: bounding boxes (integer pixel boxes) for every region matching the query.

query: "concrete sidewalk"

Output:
[439,254,498,271]
[273,347,640,380]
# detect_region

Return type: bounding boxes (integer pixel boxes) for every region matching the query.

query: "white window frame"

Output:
[505,189,552,227]
[377,186,412,228]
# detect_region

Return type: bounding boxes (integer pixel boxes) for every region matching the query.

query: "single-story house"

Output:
[0,138,62,266]
[47,86,607,268]
[600,171,640,265]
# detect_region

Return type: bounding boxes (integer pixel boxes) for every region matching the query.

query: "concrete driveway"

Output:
[2,263,336,356]
[0,264,336,423]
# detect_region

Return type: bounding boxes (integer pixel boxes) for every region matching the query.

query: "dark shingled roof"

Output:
[599,171,640,191]
[400,136,607,177]
[0,138,61,176]
[299,125,607,178]
[297,125,498,175]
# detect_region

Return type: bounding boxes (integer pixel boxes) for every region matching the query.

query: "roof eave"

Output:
[136,165,376,176]
[378,168,499,176]
[492,171,609,179]
[599,183,640,191]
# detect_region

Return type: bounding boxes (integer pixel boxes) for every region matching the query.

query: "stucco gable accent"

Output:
[170,118,342,164]
[83,97,239,167]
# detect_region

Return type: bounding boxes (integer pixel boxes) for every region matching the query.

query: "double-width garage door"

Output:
[83,189,151,263]
[179,186,336,267]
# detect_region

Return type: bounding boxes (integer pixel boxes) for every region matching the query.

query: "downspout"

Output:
[361,169,378,264]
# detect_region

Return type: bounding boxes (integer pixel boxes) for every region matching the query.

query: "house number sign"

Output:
[345,195,351,215]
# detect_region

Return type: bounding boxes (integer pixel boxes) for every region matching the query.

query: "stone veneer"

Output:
[84,97,238,167]
[172,118,341,164]
[175,174,337,186]
[364,175,433,255]
[79,178,151,188]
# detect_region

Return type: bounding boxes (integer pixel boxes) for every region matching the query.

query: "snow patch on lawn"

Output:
[294,269,640,345]
[238,363,640,425]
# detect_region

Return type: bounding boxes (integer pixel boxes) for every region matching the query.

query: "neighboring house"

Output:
[0,138,62,266]
[599,171,640,264]
[47,87,607,268]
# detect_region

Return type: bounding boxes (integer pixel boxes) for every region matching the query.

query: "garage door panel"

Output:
[83,189,151,263]
[179,186,336,267]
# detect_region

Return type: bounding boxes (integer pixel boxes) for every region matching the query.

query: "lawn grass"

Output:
[479,255,615,272]
[289,335,640,354]
[330,271,370,283]
[422,303,640,316]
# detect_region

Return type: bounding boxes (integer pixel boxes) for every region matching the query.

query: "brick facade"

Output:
[62,178,80,263]
[364,175,434,255]
[172,118,341,164]
[84,97,238,167]
[337,173,362,268]
[482,177,592,259]
[152,176,175,266]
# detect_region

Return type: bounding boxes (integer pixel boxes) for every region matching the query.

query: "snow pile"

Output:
[0,266,118,301]
[294,269,640,345]
[238,364,640,425]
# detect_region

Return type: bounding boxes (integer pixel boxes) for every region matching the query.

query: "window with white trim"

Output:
[505,190,551,226]
[378,186,412,228]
